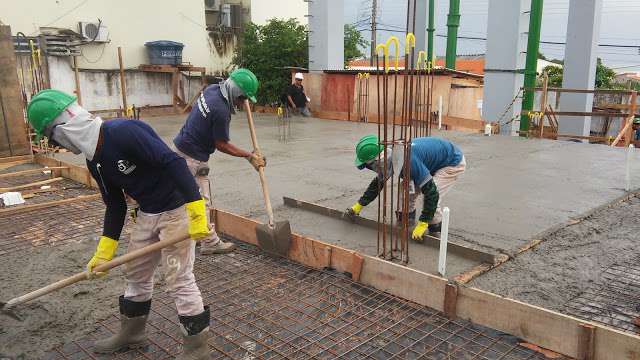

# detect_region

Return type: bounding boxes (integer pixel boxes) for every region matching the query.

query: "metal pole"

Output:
[626,144,634,192]
[445,0,460,69]
[438,95,443,130]
[370,0,377,66]
[427,0,435,63]
[117,47,128,115]
[520,0,544,135]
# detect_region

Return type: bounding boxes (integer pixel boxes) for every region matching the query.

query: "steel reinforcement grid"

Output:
[45,239,556,360]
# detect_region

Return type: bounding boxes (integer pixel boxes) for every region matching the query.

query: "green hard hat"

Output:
[27,89,77,137]
[229,68,259,103]
[355,134,384,168]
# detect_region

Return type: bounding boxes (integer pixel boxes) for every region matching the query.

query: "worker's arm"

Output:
[418,179,439,222]
[358,176,384,206]
[287,95,296,108]
[214,139,252,158]
[86,163,127,277]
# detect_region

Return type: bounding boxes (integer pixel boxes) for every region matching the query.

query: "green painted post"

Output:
[427,0,435,64]
[445,0,460,69]
[520,0,544,135]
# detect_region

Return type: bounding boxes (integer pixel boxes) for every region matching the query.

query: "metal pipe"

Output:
[445,0,460,69]
[520,0,545,134]
[427,0,435,63]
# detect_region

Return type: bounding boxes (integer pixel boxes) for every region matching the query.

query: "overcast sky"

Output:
[344,0,640,71]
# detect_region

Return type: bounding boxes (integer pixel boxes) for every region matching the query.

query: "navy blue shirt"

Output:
[173,85,231,162]
[88,119,201,240]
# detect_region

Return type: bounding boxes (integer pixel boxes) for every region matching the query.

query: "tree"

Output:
[344,24,367,65]
[539,58,626,90]
[233,19,308,104]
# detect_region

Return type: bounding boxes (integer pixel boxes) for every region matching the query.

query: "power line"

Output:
[435,34,640,50]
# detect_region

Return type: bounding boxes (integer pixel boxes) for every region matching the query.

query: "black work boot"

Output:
[395,210,416,227]
[177,306,211,360]
[429,222,442,237]
[93,296,151,353]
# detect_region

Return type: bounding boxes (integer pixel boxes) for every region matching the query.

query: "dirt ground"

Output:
[470,194,640,317]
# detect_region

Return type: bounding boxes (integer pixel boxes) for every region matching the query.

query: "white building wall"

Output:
[1,0,221,72]
[250,0,307,25]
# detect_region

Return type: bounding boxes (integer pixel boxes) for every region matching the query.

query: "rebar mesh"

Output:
[46,240,554,359]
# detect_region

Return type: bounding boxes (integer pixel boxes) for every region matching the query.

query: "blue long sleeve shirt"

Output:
[87,119,201,240]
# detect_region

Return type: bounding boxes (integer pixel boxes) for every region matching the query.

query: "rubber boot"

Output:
[429,222,442,237]
[93,296,151,353]
[177,306,211,360]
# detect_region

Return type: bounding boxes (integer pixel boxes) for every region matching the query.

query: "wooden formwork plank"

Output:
[359,254,447,311]
[0,155,33,164]
[0,166,68,178]
[0,193,101,215]
[34,155,96,188]
[0,177,62,192]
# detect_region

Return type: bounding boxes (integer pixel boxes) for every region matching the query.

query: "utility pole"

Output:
[370,0,377,66]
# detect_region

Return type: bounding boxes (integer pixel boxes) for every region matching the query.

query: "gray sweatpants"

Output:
[123,205,204,316]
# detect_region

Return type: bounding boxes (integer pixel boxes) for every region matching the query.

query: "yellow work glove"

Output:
[344,202,363,222]
[411,221,429,241]
[186,199,210,241]
[246,151,267,171]
[86,236,118,278]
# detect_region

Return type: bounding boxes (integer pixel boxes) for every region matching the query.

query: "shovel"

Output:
[244,100,292,257]
[1,233,190,321]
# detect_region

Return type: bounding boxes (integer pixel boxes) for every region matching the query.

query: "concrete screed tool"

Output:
[243,100,292,257]
[1,233,190,321]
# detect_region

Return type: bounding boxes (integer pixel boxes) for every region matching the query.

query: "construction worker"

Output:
[26,89,212,359]
[173,68,265,255]
[633,116,640,148]
[285,72,311,117]
[346,135,466,239]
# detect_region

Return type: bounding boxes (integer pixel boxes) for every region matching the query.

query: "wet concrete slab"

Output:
[52,113,640,260]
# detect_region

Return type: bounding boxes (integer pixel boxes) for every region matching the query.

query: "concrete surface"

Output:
[53,113,640,263]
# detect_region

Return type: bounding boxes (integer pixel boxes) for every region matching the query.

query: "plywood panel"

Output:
[0,25,31,157]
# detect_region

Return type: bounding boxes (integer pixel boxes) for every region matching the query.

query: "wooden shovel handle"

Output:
[4,233,190,309]
[244,100,275,226]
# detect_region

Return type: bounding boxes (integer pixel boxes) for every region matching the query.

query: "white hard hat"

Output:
[294,72,304,80]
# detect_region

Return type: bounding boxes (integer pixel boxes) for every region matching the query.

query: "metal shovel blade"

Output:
[256,220,292,257]
[0,302,23,321]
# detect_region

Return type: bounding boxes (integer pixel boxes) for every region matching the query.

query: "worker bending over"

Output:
[173,68,265,255]
[27,90,212,359]
[347,135,466,240]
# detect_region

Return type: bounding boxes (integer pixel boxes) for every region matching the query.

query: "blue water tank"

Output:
[144,40,185,65]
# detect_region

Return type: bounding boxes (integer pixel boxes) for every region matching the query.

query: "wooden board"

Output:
[34,155,97,188]
[0,177,62,192]
[0,166,68,178]
[0,193,100,215]
[282,196,496,264]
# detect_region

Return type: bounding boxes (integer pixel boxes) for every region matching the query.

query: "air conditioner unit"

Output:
[78,21,109,43]
[204,0,218,11]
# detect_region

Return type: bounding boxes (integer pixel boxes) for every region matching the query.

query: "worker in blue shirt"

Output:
[174,68,265,255]
[27,90,212,359]
[346,135,466,240]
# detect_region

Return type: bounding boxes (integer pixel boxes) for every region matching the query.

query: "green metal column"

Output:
[427,0,435,64]
[445,0,460,69]
[520,0,544,134]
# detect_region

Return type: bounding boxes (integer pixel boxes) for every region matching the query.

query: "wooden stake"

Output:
[624,91,637,147]
[0,177,62,192]
[72,56,82,106]
[577,323,595,360]
[444,282,458,319]
[539,72,549,138]
[117,47,127,114]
